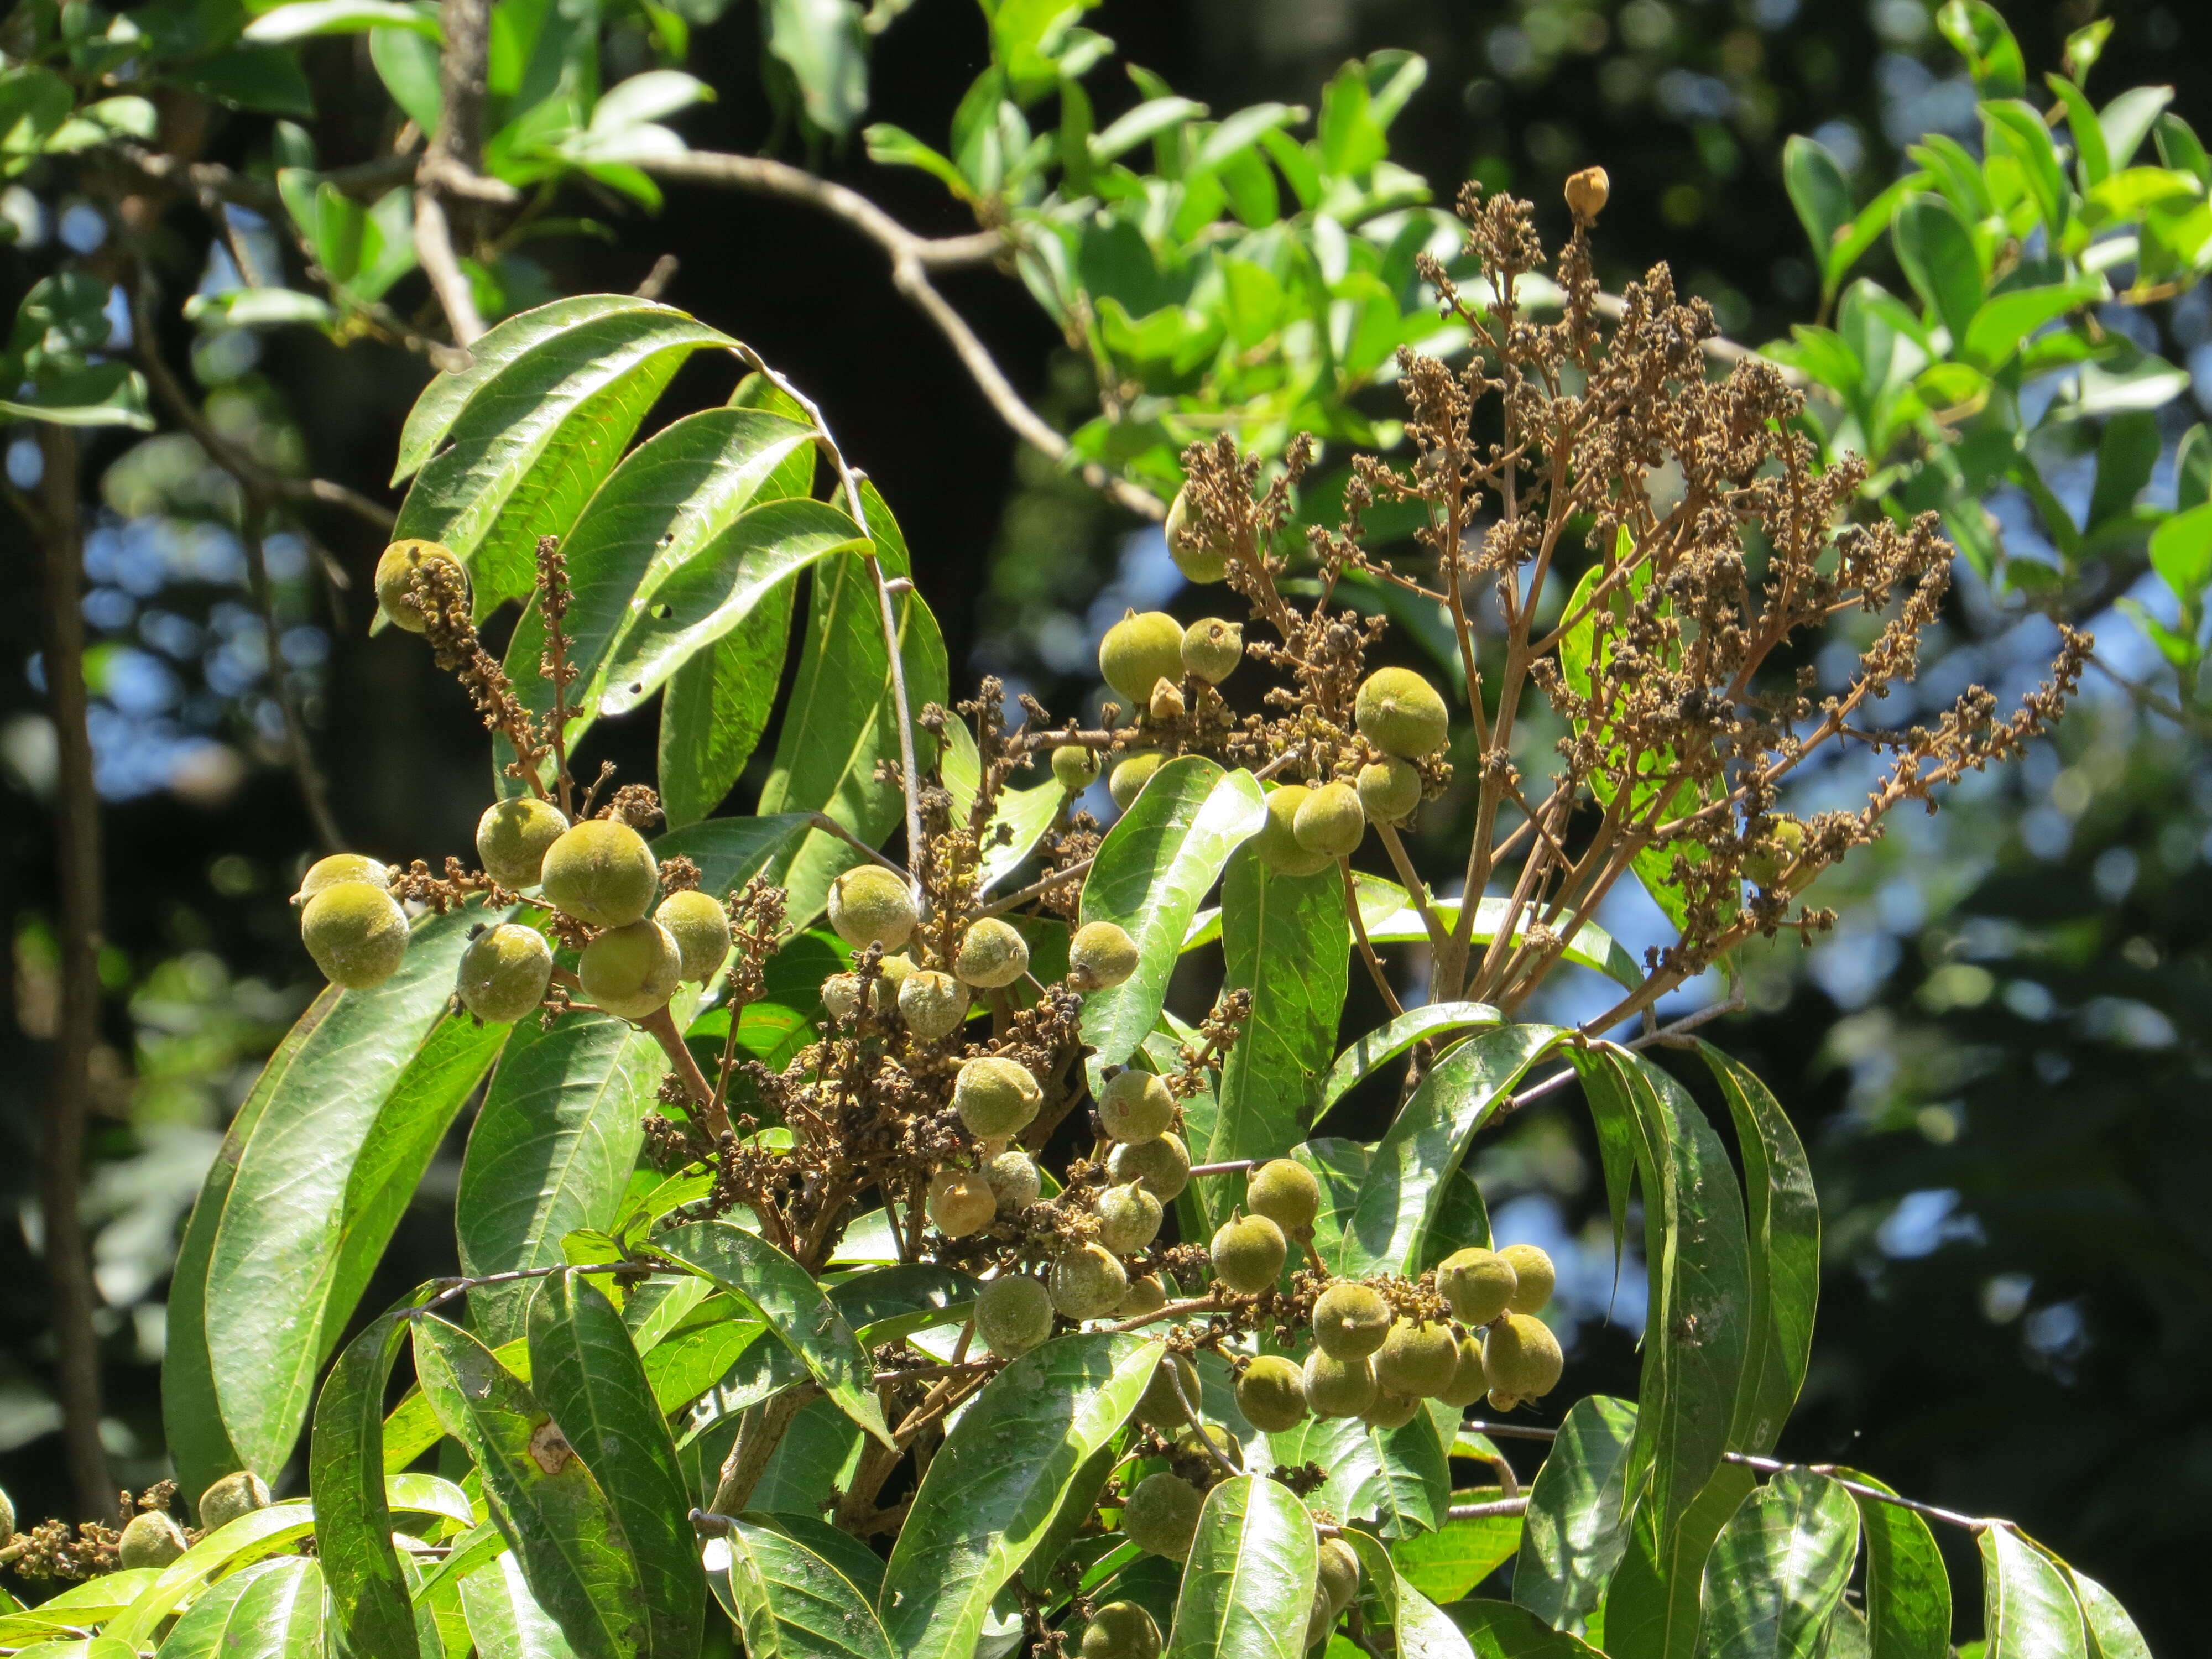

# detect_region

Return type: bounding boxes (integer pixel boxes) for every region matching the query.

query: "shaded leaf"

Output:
[1164,1474,1319,1659]
[1694,1471,1858,1659]
[1829,1469,1947,1659]
[1514,1395,1640,1635]
[706,1514,894,1659]
[311,1312,421,1659]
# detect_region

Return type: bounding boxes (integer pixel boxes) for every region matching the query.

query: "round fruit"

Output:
[1246,1159,1321,1238]
[1083,1601,1164,1659]
[1355,667,1449,758]
[1053,745,1103,792]
[118,1511,187,1569]
[1254,786,1335,877]
[928,1170,997,1239]
[983,1149,1043,1213]
[1305,1585,1335,1650]
[456,923,553,1023]
[1118,1274,1169,1317]
[1356,757,1424,824]
[1317,1536,1361,1614]
[1097,1068,1175,1144]
[1744,817,1807,887]
[1165,486,1228,583]
[1135,1353,1202,1429]
[898,969,970,1040]
[822,973,863,1022]
[1292,781,1365,857]
[1234,1354,1308,1432]
[1209,1213,1287,1294]
[1181,617,1243,684]
[953,916,1030,988]
[1108,1131,1191,1201]
[1373,1317,1461,1397]
[295,852,391,902]
[1109,753,1165,811]
[1120,1472,1203,1561]
[578,919,682,1020]
[1362,1389,1422,1430]
[1434,1333,1489,1408]
[656,889,731,983]
[1067,921,1140,992]
[541,819,659,928]
[1311,1282,1392,1360]
[1438,1247,1517,1327]
[977,1275,1055,1357]
[302,881,409,989]
[827,864,917,951]
[954,1056,1043,1138]
[1176,1423,1243,1469]
[476,796,568,890]
[1100,609,1188,706]
[1050,1241,1128,1319]
[1483,1312,1564,1402]
[879,952,916,989]
[1498,1243,1557,1314]
[1302,1349,1377,1418]
[1097,1181,1165,1256]
[198,1471,271,1533]
[374,538,465,633]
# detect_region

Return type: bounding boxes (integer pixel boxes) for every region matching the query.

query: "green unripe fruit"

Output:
[1361,1388,1422,1430]
[1355,667,1450,758]
[1097,1068,1175,1144]
[953,916,1030,988]
[1245,1159,1321,1239]
[954,1056,1042,1138]
[476,796,568,890]
[1135,1353,1202,1429]
[1483,1312,1564,1402]
[1181,617,1243,684]
[1305,1585,1335,1650]
[118,1511,187,1569]
[1176,1423,1243,1469]
[1292,780,1366,857]
[1120,1472,1203,1561]
[198,1471,272,1533]
[1744,817,1807,887]
[1438,1246,1518,1326]
[822,973,864,1023]
[1355,757,1423,825]
[898,969,971,1040]
[1165,486,1229,583]
[1254,786,1335,877]
[879,952,916,988]
[294,852,391,902]
[541,819,659,928]
[1302,1349,1377,1418]
[578,919,681,1020]
[1050,1241,1128,1319]
[1109,752,1165,812]
[977,1275,1055,1357]
[984,1148,1042,1213]
[1083,1600,1164,1659]
[826,864,917,951]
[456,923,554,1024]
[301,881,409,989]
[1096,1181,1164,1256]
[1119,1274,1169,1317]
[1053,745,1103,792]
[1434,1333,1490,1409]
[1373,1317,1462,1398]
[1317,1535,1362,1614]
[1100,609,1189,706]
[374,538,465,633]
[656,890,731,983]
[1067,921,1140,992]
[1209,1212,1287,1294]
[1108,1131,1191,1202]
[1311,1282,1392,1360]
[1498,1243,1557,1314]
[927,1170,997,1239]
[1233,1354,1308,1432]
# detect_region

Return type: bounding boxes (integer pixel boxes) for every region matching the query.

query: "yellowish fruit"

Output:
[954,1056,1042,1138]
[1301,1349,1377,1418]
[301,881,409,989]
[1483,1312,1564,1400]
[826,864,917,951]
[1254,786,1335,877]
[1744,817,1807,888]
[1097,1068,1175,1144]
[1361,1388,1422,1430]
[1083,1600,1164,1659]
[1292,781,1365,857]
[1109,752,1165,811]
[953,916,1030,988]
[1067,921,1140,992]
[1096,1181,1164,1255]
[1165,486,1228,583]
[1100,609,1188,705]
[456,923,553,1024]
[983,1149,1042,1213]
[655,889,731,983]
[1311,1282,1392,1360]
[898,969,970,1040]
[1209,1213,1287,1294]
[118,1511,187,1569]
[198,1472,271,1533]
[1119,1472,1202,1561]
[1245,1159,1321,1238]
[1053,745,1102,791]
[1181,617,1243,684]
[1233,1354,1308,1432]
[374,539,465,633]
[1355,757,1423,825]
[1108,1131,1190,1201]
[1118,1274,1170,1317]
[1434,1333,1489,1408]
[1498,1243,1557,1314]
[1050,1241,1128,1319]
[1373,1317,1461,1397]
[294,852,391,902]
[821,972,864,1023]
[1135,1353,1202,1429]
[578,919,681,1020]
[476,796,568,890]
[1438,1246,1518,1327]
[1317,1536,1362,1614]
[1355,667,1449,758]
[927,1170,997,1239]
[977,1275,1055,1357]
[541,819,659,928]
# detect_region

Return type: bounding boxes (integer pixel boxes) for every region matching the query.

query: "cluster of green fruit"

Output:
[33,1471,276,1575]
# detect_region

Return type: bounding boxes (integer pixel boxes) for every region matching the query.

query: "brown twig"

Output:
[414,0,505,346]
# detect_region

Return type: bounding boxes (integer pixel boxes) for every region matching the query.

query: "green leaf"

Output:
[1602,1465,1758,1659]
[651,815,817,906]
[1979,1527,2088,1659]
[1694,1471,1858,1659]
[1092,96,1208,164]
[1891,195,1983,343]
[1078,757,1269,1069]
[457,1010,662,1345]
[706,1515,895,1659]
[1331,1024,1563,1276]
[312,1313,422,1659]
[1828,1470,1947,1659]
[654,1220,894,1448]
[201,911,508,1478]
[880,1333,1165,1658]
[659,589,795,828]
[1960,281,2102,371]
[0,362,154,429]
[1937,1,2025,97]
[2068,1569,2150,1659]
[765,0,868,138]
[2088,409,2159,533]
[528,1276,705,1657]
[154,1557,322,1658]
[458,1550,584,1659]
[2150,502,2212,611]
[102,1501,319,1646]
[2045,76,2111,189]
[1164,1474,1319,1659]
[1393,1504,1525,1605]
[1451,1598,1605,1657]
[1320,1001,1501,1113]
[1514,1395,1640,1635]
[1266,1411,1448,1540]
[1984,102,2071,239]
[1352,894,1641,991]
[243,0,439,40]
[415,1315,648,1659]
[862,124,972,200]
[1783,136,1853,270]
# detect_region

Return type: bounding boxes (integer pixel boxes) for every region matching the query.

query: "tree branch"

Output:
[414,0,505,347]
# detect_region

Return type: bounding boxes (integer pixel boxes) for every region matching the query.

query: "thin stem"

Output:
[641,1004,726,1138]
[1342,858,1404,1016]
[806,812,909,878]
[976,855,1093,916]
[1444,1496,1531,1521]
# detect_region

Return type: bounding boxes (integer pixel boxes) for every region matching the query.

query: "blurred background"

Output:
[4,0,2208,1646]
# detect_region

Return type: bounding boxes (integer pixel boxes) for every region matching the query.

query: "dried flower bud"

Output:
[1565,166,1609,222]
